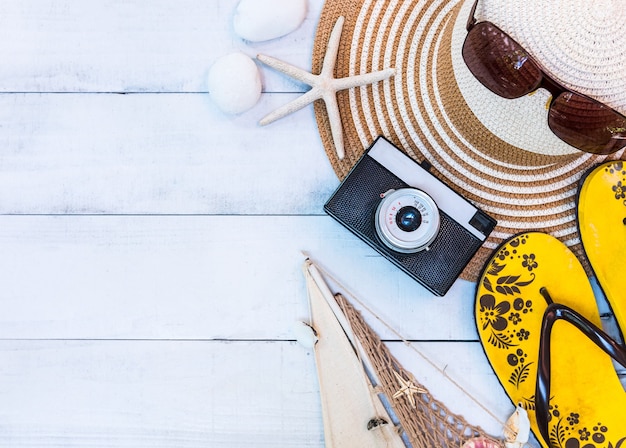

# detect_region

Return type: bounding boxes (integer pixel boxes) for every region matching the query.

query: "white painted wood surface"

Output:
[0,1,548,446]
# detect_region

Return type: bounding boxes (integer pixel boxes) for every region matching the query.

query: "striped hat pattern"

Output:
[313,0,626,280]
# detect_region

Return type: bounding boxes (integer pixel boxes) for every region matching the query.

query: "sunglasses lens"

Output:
[549,93,626,154]
[462,22,542,99]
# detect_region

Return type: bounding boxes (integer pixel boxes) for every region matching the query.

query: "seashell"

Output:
[366,417,388,431]
[462,436,503,448]
[504,404,531,448]
[292,320,318,348]
[233,0,307,42]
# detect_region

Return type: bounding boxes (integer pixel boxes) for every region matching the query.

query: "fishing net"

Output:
[334,291,500,447]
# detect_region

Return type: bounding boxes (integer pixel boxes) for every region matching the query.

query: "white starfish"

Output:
[256,16,395,160]
[391,370,426,409]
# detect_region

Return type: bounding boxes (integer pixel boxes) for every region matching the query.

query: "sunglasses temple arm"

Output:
[535,302,626,445]
[466,0,479,31]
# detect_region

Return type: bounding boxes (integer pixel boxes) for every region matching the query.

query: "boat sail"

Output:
[302,258,506,448]
[303,258,406,447]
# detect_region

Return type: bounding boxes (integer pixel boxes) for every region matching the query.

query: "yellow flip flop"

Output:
[475,231,626,448]
[534,302,626,447]
[578,160,626,335]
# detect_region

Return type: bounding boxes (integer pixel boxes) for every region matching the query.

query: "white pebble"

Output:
[292,321,318,349]
[233,0,307,42]
[208,52,262,115]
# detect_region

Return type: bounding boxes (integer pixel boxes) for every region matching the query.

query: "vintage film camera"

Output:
[324,137,496,296]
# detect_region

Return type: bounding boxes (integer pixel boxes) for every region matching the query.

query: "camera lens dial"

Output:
[375,188,440,253]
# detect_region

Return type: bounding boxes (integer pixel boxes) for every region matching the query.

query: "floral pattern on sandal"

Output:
[477,234,537,389]
[605,161,626,210]
[546,408,626,448]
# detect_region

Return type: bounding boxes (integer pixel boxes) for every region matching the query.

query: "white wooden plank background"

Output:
[0,0,566,446]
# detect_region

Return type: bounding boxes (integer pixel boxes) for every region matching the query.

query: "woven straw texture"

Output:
[313,0,626,281]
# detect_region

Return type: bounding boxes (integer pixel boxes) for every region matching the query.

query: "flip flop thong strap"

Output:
[535,303,626,445]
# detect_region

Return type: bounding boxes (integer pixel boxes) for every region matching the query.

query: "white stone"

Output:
[233,0,307,42]
[208,52,262,115]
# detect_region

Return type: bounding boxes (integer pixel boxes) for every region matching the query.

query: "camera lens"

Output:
[396,206,421,232]
[374,188,440,253]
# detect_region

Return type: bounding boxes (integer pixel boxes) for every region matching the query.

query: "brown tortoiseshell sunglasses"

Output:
[461,0,626,154]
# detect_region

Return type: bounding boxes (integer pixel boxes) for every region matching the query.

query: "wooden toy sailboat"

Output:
[302,258,529,448]
[303,258,406,447]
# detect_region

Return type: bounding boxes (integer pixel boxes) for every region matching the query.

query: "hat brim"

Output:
[313,0,625,281]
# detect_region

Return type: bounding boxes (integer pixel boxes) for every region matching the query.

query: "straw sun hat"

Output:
[313,0,626,281]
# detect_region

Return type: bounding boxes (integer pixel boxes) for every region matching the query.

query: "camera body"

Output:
[324,137,496,296]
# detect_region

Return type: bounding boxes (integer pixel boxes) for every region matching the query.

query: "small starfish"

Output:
[392,370,426,409]
[256,16,395,160]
